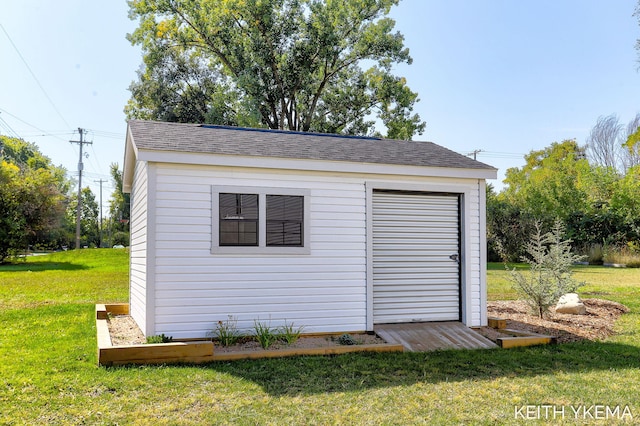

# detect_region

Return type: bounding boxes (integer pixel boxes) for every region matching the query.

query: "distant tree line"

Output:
[0,136,129,262]
[488,114,640,263]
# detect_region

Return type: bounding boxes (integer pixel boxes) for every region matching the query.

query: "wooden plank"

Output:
[496,329,557,348]
[96,304,107,320]
[211,343,403,361]
[96,319,112,348]
[105,304,130,316]
[99,341,215,366]
[375,322,497,352]
[497,336,555,349]
[488,317,507,329]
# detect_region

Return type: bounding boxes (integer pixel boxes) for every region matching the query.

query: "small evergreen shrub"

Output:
[146,334,173,344]
[507,220,585,318]
[337,333,357,346]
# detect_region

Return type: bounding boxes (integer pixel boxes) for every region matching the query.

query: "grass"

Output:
[1,251,639,424]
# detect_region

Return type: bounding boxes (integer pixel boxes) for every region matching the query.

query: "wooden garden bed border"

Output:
[487,316,557,348]
[96,304,403,366]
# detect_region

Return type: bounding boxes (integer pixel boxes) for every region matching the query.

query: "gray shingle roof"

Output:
[128,120,495,171]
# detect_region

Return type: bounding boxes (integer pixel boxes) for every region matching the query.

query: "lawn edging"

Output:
[96,304,404,365]
[487,316,557,348]
[96,304,215,366]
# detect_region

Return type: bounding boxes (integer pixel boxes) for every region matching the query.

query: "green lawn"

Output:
[1,251,638,424]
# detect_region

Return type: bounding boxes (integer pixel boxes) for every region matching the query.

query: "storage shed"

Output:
[122,120,497,338]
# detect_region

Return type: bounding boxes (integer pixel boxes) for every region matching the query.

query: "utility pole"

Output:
[468,149,483,160]
[70,128,92,249]
[94,179,107,247]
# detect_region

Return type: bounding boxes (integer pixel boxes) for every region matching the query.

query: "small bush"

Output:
[146,334,173,344]
[507,220,585,318]
[253,320,277,349]
[336,333,357,346]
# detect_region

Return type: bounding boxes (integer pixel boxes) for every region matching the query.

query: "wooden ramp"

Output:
[375,322,498,352]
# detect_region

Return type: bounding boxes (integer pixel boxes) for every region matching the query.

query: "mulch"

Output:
[476,298,629,344]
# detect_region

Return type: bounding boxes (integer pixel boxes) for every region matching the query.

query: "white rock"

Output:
[555,293,586,315]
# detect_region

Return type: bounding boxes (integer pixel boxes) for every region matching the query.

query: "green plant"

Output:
[507,220,585,318]
[145,333,173,344]
[336,333,357,346]
[211,315,242,346]
[253,320,277,349]
[276,321,304,345]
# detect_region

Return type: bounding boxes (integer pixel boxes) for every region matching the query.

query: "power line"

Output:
[91,130,124,139]
[0,108,72,142]
[0,23,71,130]
[466,149,483,160]
[480,151,525,159]
[0,112,21,139]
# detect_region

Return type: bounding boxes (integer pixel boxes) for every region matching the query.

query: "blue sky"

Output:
[1,0,640,207]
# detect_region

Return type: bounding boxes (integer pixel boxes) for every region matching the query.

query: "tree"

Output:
[586,114,640,173]
[507,221,584,318]
[126,0,425,139]
[0,136,68,260]
[66,187,100,248]
[502,140,592,223]
[107,164,130,246]
[495,140,630,260]
[624,114,640,169]
[0,160,23,260]
[125,44,260,126]
[486,183,536,262]
[586,114,623,172]
[609,165,640,244]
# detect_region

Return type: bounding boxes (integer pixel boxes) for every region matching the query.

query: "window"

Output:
[212,186,310,254]
[219,193,258,246]
[266,195,303,246]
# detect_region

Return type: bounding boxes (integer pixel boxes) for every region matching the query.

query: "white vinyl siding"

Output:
[132,162,486,337]
[129,161,148,333]
[151,165,367,338]
[372,191,461,324]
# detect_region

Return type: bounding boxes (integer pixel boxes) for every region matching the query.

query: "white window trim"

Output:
[211,185,311,255]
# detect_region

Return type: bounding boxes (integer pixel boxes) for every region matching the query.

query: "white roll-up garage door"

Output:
[372,191,461,324]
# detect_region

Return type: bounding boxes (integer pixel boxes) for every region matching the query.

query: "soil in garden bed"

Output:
[106,315,386,351]
[475,298,629,344]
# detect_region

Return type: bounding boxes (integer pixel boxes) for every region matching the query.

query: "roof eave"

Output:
[122,124,137,193]
[135,149,498,180]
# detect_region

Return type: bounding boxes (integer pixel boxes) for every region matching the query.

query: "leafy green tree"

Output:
[486,184,536,262]
[625,126,640,168]
[126,0,425,139]
[502,140,592,224]
[0,136,68,260]
[0,161,23,260]
[106,164,130,246]
[609,165,640,243]
[125,44,259,126]
[493,140,628,260]
[66,187,100,248]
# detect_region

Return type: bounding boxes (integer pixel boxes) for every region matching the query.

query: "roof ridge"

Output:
[200,124,383,141]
